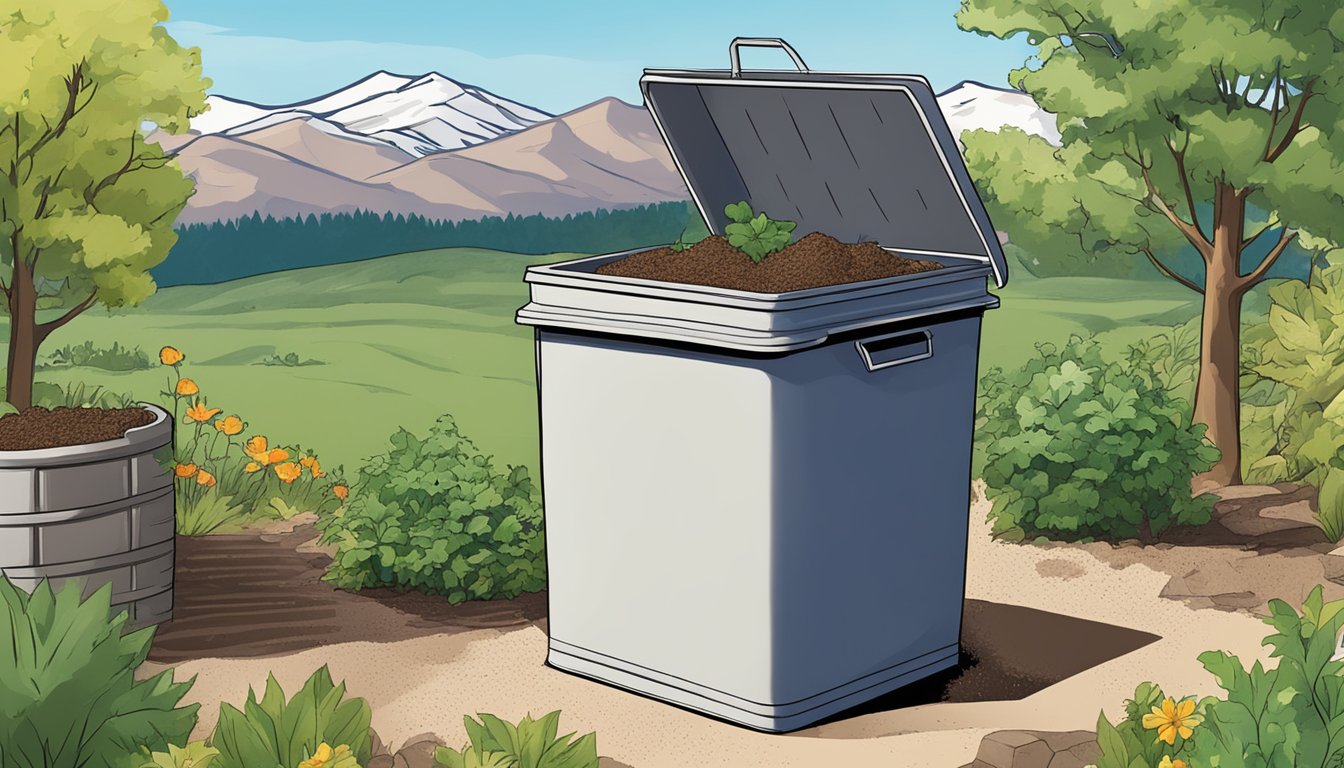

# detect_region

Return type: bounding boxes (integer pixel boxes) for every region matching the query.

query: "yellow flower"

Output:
[332,485,349,501]
[196,469,217,487]
[1158,757,1188,768]
[245,436,286,465]
[185,401,222,423]
[300,456,325,478]
[175,378,200,397]
[215,415,244,436]
[274,462,301,484]
[174,463,198,479]
[298,743,353,768]
[1143,697,1201,745]
[244,462,262,474]
[159,346,184,366]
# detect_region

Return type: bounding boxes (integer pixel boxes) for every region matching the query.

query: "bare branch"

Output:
[1143,246,1204,293]
[1242,216,1283,249]
[86,134,140,205]
[1240,228,1299,288]
[35,291,98,342]
[1166,137,1205,241]
[1134,157,1214,259]
[1265,81,1316,162]
[18,60,88,167]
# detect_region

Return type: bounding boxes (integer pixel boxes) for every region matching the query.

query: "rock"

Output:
[598,760,637,768]
[370,728,391,759]
[1212,484,1284,501]
[965,730,1099,768]
[368,758,395,768]
[393,737,444,768]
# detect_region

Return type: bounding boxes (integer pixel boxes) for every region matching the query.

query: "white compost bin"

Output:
[516,38,1009,732]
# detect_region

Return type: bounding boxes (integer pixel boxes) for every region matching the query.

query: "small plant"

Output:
[723,201,796,263]
[0,577,198,768]
[1093,683,1206,768]
[209,665,372,768]
[318,414,545,602]
[40,340,154,371]
[433,711,598,768]
[669,229,693,252]
[257,351,324,367]
[977,335,1220,542]
[131,741,221,768]
[1094,585,1344,767]
[158,346,345,535]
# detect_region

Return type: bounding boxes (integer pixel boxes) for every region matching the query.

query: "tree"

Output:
[0,0,208,409]
[957,1,1344,487]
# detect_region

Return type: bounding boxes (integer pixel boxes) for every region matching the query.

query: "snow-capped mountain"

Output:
[936,80,1060,145]
[188,71,553,156]
[154,73,1056,227]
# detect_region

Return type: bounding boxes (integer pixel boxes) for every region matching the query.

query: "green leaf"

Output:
[723,201,753,223]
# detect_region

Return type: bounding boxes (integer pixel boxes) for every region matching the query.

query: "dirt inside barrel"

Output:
[0,406,155,450]
[595,232,944,293]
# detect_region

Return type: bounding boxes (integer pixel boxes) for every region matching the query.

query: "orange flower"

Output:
[184,400,222,423]
[273,462,301,484]
[332,485,349,501]
[159,346,184,366]
[196,469,217,487]
[175,378,199,396]
[266,448,289,464]
[215,415,244,436]
[244,435,268,459]
[174,463,198,479]
[244,461,262,473]
[300,456,325,478]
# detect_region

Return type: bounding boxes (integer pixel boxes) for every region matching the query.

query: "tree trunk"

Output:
[1191,185,1246,489]
[5,261,38,411]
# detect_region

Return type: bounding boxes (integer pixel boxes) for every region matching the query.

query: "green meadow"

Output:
[18,246,1205,476]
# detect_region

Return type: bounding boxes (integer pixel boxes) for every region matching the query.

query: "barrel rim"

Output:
[0,403,171,468]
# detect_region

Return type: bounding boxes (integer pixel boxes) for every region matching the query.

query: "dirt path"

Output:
[141,490,1317,767]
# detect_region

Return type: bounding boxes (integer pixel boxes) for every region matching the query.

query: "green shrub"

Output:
[131,742,220,768]
[209,666,372,768]
[1095,586,1344,767]
[40,340,153,371]
[1243,263,1344,484]
[0,577,198,768]
[256,351,323,367]
[977,336,1220,542]
[1093,683,1206,768]
[433,711,598,768]
[318,414,545,602]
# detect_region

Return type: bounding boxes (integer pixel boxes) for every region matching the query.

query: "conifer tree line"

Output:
[155,202,699,286]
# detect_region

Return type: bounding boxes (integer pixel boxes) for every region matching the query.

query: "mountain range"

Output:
[152,73,1055,226]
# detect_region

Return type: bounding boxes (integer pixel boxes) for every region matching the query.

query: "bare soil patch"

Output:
[0,405,154,450]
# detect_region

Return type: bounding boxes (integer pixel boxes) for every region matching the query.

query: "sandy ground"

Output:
[139,485,1300,768]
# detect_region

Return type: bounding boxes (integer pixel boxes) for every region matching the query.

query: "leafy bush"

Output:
[158,346,347,535]
[433,711,598,768]
[318,414,545,602]
[977,336,1220,541]
[1242,263,1344,484]
[1094,683,1206,768]
[131,742,220,768]
[40,340,153,371]
[0,577,198,768]
[257,351,324,368]
[723,201,796,262]
[1095,585,1344,767]
[209,666,372,768]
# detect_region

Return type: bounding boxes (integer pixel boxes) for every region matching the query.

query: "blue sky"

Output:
[163,0,1032,114]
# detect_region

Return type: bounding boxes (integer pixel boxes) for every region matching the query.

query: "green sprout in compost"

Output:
[723,201,796,263]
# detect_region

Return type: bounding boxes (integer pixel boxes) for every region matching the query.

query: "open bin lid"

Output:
[639,38,1008,288]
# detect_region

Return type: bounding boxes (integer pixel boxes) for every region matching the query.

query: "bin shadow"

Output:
[808,599,1159,729]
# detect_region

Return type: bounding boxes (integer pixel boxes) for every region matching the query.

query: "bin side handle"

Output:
[855,330,933,372]
[730,38,810,77]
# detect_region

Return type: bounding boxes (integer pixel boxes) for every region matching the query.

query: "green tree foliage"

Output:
[0,0,208,408]
[155,202,698,286]
[957,1,1344,486]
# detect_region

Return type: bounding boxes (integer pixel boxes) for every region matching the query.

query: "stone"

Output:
[968,730,1100,768]
[393,738,443,768]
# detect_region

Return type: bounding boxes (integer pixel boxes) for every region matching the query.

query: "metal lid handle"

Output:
[729,37,810,77]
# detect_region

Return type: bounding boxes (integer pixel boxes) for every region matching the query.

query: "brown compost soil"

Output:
[0,406,154,450]
[595,232,944,292]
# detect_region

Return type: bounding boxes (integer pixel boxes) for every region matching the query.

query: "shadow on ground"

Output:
[807,600,1159,731]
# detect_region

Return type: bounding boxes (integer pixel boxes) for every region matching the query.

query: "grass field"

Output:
[20,246,1208,476]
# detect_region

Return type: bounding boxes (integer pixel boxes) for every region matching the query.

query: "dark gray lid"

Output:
[639,38,1008,288]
